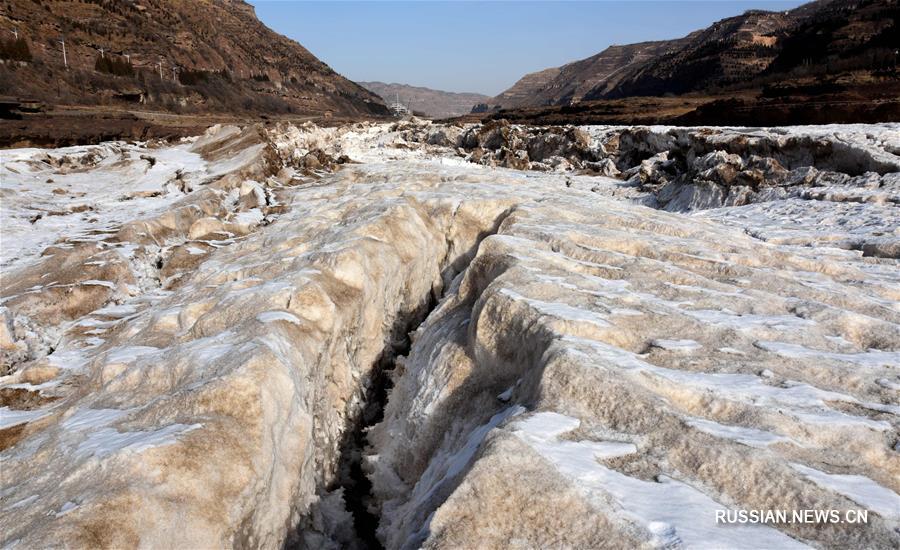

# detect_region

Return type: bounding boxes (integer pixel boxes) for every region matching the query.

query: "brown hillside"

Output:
[0,0,389,117]
[359,82,490,118]
[481,0,899,120]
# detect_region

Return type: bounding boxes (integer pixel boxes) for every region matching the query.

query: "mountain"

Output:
[0,0,388,117]
[535,39,696,105]
[485,67,561,110]
[484,39,691,110]
[480,0,900,115]
[359,82,490,119]
[596,0,900,100]
[597,8,793,99]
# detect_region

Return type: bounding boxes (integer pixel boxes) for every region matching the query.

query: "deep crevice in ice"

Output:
[286,234,508,547]
[4,122,899,549]
[338,318,421,549]
[281,297,440,550]
[300,211,516,549]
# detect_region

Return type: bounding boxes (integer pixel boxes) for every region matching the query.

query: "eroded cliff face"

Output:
[1,120,898,549]
[0,0,389,117]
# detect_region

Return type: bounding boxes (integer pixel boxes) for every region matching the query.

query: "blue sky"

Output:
[248,1,806,96]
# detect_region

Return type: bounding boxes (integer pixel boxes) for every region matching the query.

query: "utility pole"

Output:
[60,36,67,69]
[11,27,18,40]
[158,57,163,79]
[98,47,104,59]
[124,53,130,63]
[172,65,178,82]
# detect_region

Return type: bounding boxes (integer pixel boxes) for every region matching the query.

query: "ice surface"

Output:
[1,121,898,549]
[792,463,900,520]
[256,311,302,325]
[755,341,900,368]
[685,416,790,448]
[513,413,808,549]
[0,142,208,272]
[75,422,202,459]
[0,407,51,429]
[651,338,702,352]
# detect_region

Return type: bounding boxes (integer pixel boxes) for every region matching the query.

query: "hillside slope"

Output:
[599,0,899,99]
[482,0,899,114]
[360,82,490,118]
[597,8,793,99]
[0,0,388,117]
[486,39,691,110]
[486,67,561,110]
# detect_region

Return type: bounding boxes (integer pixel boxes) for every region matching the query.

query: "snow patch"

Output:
[256,311,302,325]
[512,412,806,549]
[791,463,900,520]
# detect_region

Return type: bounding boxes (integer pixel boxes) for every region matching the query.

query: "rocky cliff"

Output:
[0,0,388,117]
[485,66,561,110]
[360,82,490,119]
[482,0,900,117]
[485,39,691,110]
[599,0,899,99]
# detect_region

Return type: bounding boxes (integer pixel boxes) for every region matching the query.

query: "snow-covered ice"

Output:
[1,120,898,549]
[0,141,208,271]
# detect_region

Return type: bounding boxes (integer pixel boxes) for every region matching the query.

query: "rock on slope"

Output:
[0,120,898,549]
[484,67,561,110]
[359,82,490,119]
[602,0,900,100]
[596,7,792,99]
[484,0,900,111]
[0,0,387,116]
[485,39,691,110]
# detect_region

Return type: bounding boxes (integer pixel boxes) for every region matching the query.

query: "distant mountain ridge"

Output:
[0,0,388,117]
[481,0,899,111]
[360,82,490,118]
[485,39,693,110]
[540,39,695,104]
[487,67,561,110]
